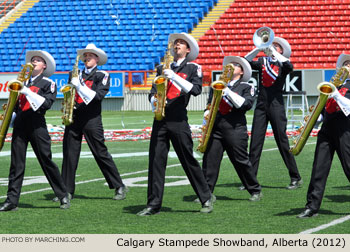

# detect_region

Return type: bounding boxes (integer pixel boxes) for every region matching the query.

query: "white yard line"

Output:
[0,164,181,199]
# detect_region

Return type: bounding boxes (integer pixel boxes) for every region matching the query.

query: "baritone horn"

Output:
[290,66,350,155]
[197,64,235,153]
[0,63,34,151]
[253,27,275,49]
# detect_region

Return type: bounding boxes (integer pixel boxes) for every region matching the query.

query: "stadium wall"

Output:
[0,68,333,111]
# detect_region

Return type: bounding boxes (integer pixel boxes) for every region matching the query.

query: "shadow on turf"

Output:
[275,208,347,217]
[216,182,287,190]
[17,203,58,209]
[332,185,350,190]
[183,194,247,202]
[325,194,350,203]
[43,193,111,201]
[123,205,173,214]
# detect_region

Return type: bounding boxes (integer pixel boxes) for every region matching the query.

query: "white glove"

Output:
[71,77,95,104]
[20,86,30,96]
[163,69,176,80]
[71,77,82,90]
[76,85,96,105]
[10,112,16,128]
[150,95,157,112]
[263,47,273,57]
[202,109,210,126]
[244,48,262,61]
[20,86,45,111]
[223,87,245,109]
[329,88,350,116]
[164,69,193,93]
[329,88,340,99]
[270,46,289,63]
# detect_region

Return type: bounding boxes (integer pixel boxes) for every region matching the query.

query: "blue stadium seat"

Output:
[0,0,214,72]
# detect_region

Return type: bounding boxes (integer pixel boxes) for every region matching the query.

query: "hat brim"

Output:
[336,53,350,69]
[223,56,252,82]
[273,37,292,58]
[77,47,108,65]
[25,50,56,77]
[168,33,199,62]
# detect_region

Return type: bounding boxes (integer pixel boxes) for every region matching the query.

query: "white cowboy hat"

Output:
[25,50,56,77]
[77,43,108,65]
[336,53,350,69]
[273,37,292,58]
[223,56,252,82]
[168,33,199,62]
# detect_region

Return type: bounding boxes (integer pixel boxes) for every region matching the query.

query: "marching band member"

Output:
[58,44,127,201]
[137,33,214,216]
[298,54,350,218]
[0,50,70,211]
[245,36,302,190]
[200,56,262,201]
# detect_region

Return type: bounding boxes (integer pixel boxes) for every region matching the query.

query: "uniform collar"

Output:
[173,58,186,67]
[228,79,239,87]
[84,66,96,74]
[27,74,42,86]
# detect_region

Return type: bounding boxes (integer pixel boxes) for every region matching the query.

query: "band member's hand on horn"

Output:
[202,109,209,126]
[71,76,96,105]
[223,87,245,108]
[329,87,350,116]
[150,96,158,112]
[164,69,193,93]
[71,77,82,89]
[20,86,45,111]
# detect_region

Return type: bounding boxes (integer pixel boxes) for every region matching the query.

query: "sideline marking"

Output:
[299,215,350,234]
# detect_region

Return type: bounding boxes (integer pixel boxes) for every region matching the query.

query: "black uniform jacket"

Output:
[149,59,202,121]
[207,79,255,127]
[14,74,57,129]
[248,57,293,108]
[68,67,110,120]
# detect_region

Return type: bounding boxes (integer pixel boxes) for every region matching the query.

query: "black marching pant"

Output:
[249,103,301,181]
[203,119,261,195]
[62,115,124,195]
[147,120,211,209]
[306,123,350,212]
[7,126,67,205]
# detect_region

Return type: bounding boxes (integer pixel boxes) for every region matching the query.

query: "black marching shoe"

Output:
[60,196,71,210]
[53,193,73,202]
[193,194,216,204]
[249,192,263,202]
[297,208,318,218]
[0,202,18,212]
[113,186,128,200]
[200,195,214,213]
[287,179,303,190]
[137,207,160,216]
